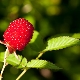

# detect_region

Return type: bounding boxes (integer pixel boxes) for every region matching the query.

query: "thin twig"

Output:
[0,48,9,80]
[16,69,28,80]
[36,52,44,59]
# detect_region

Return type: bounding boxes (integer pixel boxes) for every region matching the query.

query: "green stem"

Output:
[16,52,44,80]
[16,69,28,80]
[36,52,44,59]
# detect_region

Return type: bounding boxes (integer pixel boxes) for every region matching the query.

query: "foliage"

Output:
[0,0,80,80]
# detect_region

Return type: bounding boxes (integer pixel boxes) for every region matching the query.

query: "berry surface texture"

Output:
[3,18,34,52]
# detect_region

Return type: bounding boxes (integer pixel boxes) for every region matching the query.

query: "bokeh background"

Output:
[0,0,80,80]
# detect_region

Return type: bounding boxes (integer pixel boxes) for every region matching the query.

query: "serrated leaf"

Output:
[27,60,60,69]
[72,33,80,39]
[16,57,27,69]
[29,30,45,52]
[43,36,79,52]
[0,52,22,66]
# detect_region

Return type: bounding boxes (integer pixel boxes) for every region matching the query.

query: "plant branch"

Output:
[36,52,44,59]
[0,48,9,80]
[16,69,28,80]
[16,52,44,80]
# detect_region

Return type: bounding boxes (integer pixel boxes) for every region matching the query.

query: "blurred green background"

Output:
[0,0,80,80]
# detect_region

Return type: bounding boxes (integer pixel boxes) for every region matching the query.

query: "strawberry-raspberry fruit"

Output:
[3,18,34,53]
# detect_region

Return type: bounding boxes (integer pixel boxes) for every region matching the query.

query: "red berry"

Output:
[3,18,34,53]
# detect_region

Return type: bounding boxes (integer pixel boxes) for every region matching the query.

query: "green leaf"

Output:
[27,60,60,69]
[72,33,80,39]
[16,57,27,69]
[43,36,79,52]
[0,52,60,70]
[0,52,22,66]
[29,30,45,52]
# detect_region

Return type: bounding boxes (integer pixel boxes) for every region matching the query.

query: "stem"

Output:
[16,69,28,80]
[0,48,9,80]
[16,52,44,80]
[36,52,44,59]
[0,74,2,80]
